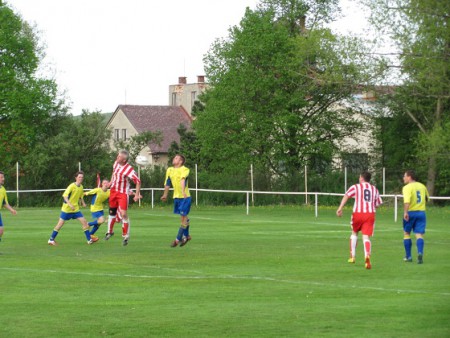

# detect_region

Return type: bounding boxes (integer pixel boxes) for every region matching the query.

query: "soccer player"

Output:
[161,154,192,247]
[402,170,429,264]
[84,179,110,237]
[105,149,141,246]
[0,171,17,245]
[336,171,382,269]
[48,171,99,245]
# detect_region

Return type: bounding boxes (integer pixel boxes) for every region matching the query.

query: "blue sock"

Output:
[417,238,424,255]
[176,227,184,241]
[90,224,100,235]
[84,230,91,241]
[404,238,412,258]
[50,230,59,241]
[183,225,190,237]
[88,220,98,227]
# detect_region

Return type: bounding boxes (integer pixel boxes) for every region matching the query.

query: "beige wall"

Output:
[168,81,208,116]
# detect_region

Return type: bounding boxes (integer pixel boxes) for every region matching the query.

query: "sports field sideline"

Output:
[1,205,449,337]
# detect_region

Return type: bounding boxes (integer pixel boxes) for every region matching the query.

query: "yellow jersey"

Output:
[403,181,429,211]
[61,183,84,213]
[164,166,190,199]
[85,188,110,212]
[0,186,8,209]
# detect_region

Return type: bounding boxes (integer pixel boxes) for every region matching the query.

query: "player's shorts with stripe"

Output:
[173,197,191,216]
[351,212,375,236]
[403,210,426,234]
[91,210,104,219]
[60,211,84,221]
[109,189,129,211]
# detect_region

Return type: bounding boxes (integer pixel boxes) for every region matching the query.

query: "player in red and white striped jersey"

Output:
[336,171,382,269]
[105,149,142,246]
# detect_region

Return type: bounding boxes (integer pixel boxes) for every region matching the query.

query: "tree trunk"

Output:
[426,156,436,199]
[426,97,443,201]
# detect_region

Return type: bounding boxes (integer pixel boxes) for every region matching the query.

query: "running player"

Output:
[161,154,192,247]
[0,171,17,245]
[105,150,141,246]
[48,171,99,245]
[337,171,382,269]
[402,170,429,264]
[84,179,110,238]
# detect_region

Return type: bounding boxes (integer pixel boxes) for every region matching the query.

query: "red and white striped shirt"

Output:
[345,183,382,213]
[110,161,140,194]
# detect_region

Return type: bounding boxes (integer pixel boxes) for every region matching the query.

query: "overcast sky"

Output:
[7,0,367,115]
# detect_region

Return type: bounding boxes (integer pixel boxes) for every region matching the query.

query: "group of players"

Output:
[0,150,191,249]
[0,153,429,268]
[337,169,429,269]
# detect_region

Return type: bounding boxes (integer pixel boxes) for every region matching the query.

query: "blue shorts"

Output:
[91,210,104,219]
[0,213,3,226]
[403,211,426,234]
[173,197,191,216]
[60,211,84,221]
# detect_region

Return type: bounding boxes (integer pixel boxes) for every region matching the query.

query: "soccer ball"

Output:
[135,155,149,167]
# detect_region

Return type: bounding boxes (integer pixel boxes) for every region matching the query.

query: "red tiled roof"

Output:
[115,105,192,154]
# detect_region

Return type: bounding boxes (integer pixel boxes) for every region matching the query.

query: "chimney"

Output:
[178,76,187,85]
[197,75,205,83]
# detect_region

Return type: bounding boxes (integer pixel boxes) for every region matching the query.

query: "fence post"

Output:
[138,165,141,207]
[383,167,386,195]
[315,193,318,218]
[394,194,398,223]
[344,167,347,191]
[246,192,249,215]
[195,164,198,206]
[151,189,154,209]
[305,165,308,205]
[79,162,81,172]
[16,161,19,207]
[250,164,254,206]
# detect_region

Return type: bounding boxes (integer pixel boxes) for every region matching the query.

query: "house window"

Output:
[122,129,127,140]
[171,92,177,106]
[114,129,120,141]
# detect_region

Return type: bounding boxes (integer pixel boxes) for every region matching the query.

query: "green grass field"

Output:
[1,205,449,337]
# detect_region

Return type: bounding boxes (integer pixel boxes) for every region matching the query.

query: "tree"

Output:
[21,111,113,189]
[366,0,450,196]
[0,4,67,169]
[195,0,371,187]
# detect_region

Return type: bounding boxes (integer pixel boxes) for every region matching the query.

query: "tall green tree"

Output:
[195,0,371,186]
[366,0,450,196]
[0,3,66,169]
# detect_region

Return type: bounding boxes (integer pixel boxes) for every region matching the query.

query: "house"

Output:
[106,104,193,166]
[169,75,208,116]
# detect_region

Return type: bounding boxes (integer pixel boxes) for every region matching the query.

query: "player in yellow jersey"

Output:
[0,171,17,246]
[402,170,429,264]
[161,154,192,247]
[84,179,110,239]
[47,171,99,246]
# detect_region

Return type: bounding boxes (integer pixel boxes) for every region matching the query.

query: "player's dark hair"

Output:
[360,171,371,183]
[0,171,4,175]
[75,171,84,178]
[405,170,417,181]
[177,154,186,165]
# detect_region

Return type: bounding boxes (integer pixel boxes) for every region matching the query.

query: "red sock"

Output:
[122,221,129,237]
[364,239,371,257]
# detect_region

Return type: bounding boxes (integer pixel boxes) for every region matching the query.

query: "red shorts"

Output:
[109,189,129,211]
[351,212,375,236]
